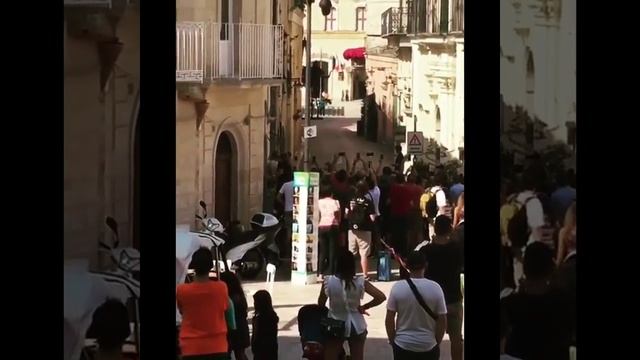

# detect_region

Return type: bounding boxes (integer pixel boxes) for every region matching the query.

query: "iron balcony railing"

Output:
[406,0,464,35]
[380,7,408,37]
[176,22,284,83]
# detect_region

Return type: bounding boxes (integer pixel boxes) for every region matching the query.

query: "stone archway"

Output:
[214,131,237,226]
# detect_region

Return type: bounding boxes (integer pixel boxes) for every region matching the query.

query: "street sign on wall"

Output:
[303,125,317,139]
[407,131,424,155]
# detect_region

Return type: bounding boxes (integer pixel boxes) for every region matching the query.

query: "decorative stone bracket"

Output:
[195,100,210,130]
[97,38,123,92]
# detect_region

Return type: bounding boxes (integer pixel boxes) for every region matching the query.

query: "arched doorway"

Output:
[318,61,329,94]
[525,48,535,111]
[215,132,234,226]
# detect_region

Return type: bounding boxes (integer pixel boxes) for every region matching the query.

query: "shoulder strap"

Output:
[405,278,438,321]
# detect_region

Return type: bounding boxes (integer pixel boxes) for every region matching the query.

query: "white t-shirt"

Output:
[279,181,294,212]
[353,159,366,174]
[430,186,450,217]
[387,278,447,352]
[335,157,347,171]
[325,276,367,337]
[369,186,381,216]
[516,191,544,244]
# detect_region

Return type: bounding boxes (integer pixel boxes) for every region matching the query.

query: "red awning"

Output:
[343,47,366,60]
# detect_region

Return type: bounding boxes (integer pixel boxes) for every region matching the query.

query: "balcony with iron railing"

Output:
[176,21,284,83]
[381,7,408,38]
[406,0,464,35]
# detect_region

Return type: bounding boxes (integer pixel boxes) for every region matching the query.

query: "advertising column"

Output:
[291,172,320,285]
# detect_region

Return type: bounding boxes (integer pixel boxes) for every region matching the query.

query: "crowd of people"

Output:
[176,148,578,360]
[499,153,576,360]
[176,248,280,360]
[266,145,465,360]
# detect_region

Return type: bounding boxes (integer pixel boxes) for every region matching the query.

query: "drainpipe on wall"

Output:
[97,90,107,271]
[127,89,140,247]
[109,67,117,237]
[96,38,123,270]
[194,100,210,229]
[244,105,269,218]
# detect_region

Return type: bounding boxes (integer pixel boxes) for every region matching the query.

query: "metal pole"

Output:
[304,0,312,171]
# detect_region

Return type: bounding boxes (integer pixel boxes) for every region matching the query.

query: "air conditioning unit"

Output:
[64,0,112,7]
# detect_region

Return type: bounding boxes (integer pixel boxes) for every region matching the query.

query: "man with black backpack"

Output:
[346,181,376,279]
[422,177,452,242]
[507,173,546,287]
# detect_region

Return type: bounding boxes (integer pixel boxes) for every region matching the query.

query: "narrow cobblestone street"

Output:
[308,101,396,170]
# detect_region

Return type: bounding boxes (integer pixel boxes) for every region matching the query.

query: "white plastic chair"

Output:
[265,263,276,293]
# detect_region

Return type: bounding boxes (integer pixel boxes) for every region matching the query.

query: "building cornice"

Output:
[311,31,367,39]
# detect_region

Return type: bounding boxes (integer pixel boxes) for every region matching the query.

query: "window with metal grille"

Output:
[356,7,366,31]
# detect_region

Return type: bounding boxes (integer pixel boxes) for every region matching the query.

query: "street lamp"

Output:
[303,0,332,171]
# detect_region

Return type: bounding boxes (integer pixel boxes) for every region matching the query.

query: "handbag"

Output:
[320,316,346,339]
[320,278,349,339]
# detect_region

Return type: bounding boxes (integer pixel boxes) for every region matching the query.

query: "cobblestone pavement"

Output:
[307,100,396,171]
[240,266,462,360]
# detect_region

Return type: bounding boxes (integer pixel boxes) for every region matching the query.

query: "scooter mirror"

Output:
[199,201,207,210]
[195,215,203,220]
[105,217,119,237]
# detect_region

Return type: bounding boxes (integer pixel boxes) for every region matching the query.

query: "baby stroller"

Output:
[297,305,347,360]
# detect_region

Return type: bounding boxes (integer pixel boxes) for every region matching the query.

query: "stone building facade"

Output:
[64,1,140,267]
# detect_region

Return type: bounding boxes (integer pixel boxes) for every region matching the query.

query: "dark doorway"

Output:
[215,132,234,226]
[272,0,278,25]
[351,67,367,100]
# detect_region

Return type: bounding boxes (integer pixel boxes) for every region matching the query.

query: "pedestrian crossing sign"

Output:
[407,131,424,155]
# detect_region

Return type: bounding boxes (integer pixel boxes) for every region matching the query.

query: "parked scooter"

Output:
[194,201,282,279]
[80,217,141,360]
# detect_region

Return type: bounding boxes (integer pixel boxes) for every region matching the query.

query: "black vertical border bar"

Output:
[576,2,627,358]
[464,0,501,356]
[139,0,177,357]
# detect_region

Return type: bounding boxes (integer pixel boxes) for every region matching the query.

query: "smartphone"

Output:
[339,152,346,156]
[366,152,374,158]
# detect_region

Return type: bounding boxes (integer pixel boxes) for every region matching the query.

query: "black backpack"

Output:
[349,195,372,230]
[426,187,449,219]
[507,196,537,248]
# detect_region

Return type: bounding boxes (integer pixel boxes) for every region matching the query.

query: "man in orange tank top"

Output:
[177,248,230,360]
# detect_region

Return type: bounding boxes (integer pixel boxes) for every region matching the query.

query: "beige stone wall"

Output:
[176,0,303,227]
[500,0,576,142]
[176,85,268,228]
[177,0,218,22]
[366,54,398,145]
[64,5,140,266]
[409,39,463,163]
